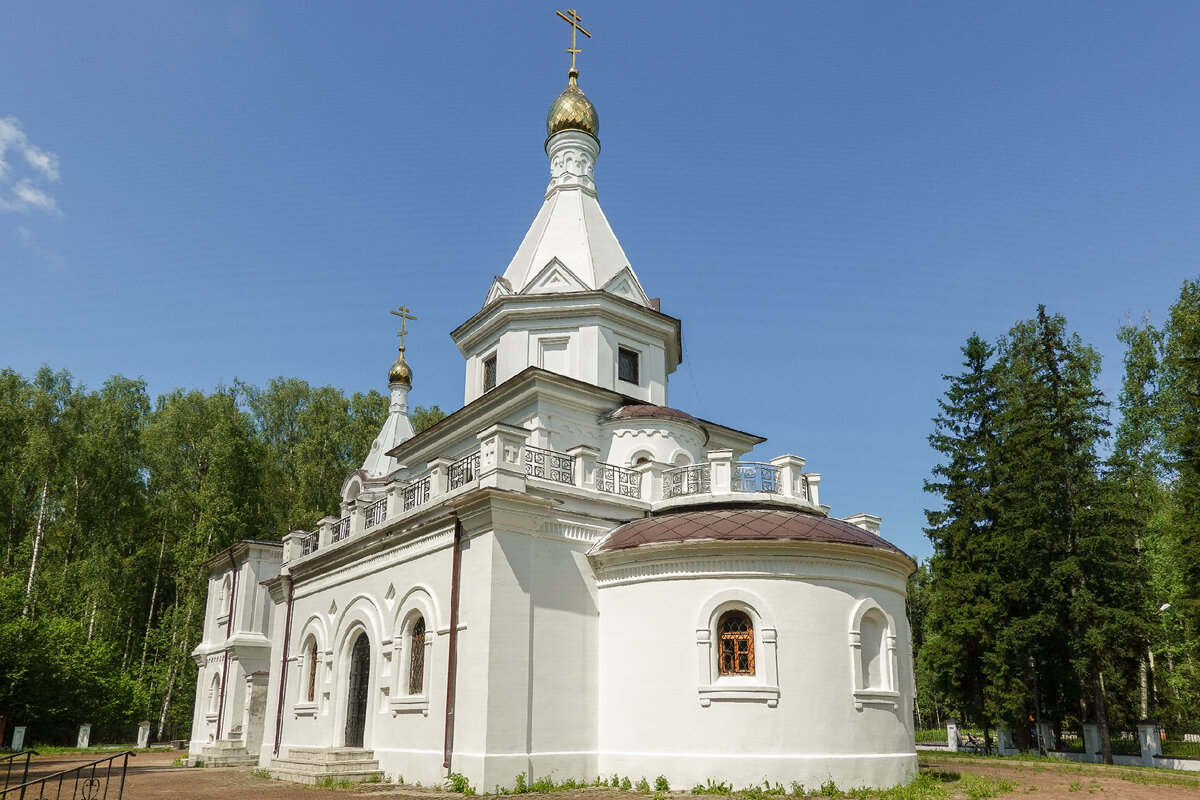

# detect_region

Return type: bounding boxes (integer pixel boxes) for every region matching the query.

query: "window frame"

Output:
[848,598,900,710]
[408,616,426,695]
[617,346,640,385]
[717,610,755,676]
[482,353,498,392]
[695,591,779,707]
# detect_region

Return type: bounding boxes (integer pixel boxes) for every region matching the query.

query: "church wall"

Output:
[594,552,916,790]
[269,530,457,785]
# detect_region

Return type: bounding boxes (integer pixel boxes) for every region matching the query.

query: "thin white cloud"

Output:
[0,116,60,214]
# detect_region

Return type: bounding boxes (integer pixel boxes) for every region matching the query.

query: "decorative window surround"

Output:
[848,598,900,711]
[695,590,779,707]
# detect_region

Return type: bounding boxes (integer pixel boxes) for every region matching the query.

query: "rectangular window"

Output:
[618,347,639,384]
[483,354,497,392]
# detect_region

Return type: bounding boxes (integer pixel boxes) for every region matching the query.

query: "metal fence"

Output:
[525,446,573,484]
[595,462,641,498]
[1,750,134,800]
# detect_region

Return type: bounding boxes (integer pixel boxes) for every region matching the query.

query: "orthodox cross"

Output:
[556,8,591,72]
[390,306,417,349]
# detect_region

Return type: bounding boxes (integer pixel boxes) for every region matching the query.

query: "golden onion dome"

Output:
[388,347,412,386]
[546,67,599,139]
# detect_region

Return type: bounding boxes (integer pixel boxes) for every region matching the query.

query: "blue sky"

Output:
[2,3,1198,560]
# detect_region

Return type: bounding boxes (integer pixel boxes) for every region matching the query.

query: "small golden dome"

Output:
[546,67,599,139]
[388,347,412,386]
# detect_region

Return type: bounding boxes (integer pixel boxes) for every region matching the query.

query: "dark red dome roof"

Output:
[602,404,701,425]
[595,507,908,556]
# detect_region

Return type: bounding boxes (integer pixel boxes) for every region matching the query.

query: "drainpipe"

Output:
[273,575,295,756]
[443,514,463,770]
[216,550,239,741]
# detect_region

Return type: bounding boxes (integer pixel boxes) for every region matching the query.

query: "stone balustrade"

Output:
[283,433,821,565]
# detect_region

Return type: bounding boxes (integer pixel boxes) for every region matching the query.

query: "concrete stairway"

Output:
[196,739,259,767]
[267,747,383,785]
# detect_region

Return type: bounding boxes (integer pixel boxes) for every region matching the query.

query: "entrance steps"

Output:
[267,747,383,785]
[195,739,259,767]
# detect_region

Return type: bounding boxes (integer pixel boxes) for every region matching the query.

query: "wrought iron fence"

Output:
[1164,725,1200,760]
[1,751,35,793]
[403,474,431,511]
[1,750,134,800]
[525,445,574,484]
[331,516,350,543]
[662,463,711,498]
[299,532,319,556]
[731,461,780,493]
[364,497,387,529]
[449,450,481,489]
[595,462,641,498]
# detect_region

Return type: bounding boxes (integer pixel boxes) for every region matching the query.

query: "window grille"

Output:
[409,617,426,695]
[618,347,639,384]
[483,355,497,392]
[718,611,755,675]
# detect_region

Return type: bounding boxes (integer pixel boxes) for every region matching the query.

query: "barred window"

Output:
[408,616,426,695]
[718,610,754,675]
[306,641,318,702]
[618,347,639,384]
[483,355,497,392]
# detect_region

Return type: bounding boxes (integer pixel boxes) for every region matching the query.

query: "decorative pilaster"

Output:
[770,454,806,499]
[566,444,598,489]
[708,449,733,493]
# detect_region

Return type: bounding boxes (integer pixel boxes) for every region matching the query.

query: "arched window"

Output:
[717,610,754,676]
[208,673,221,714]
[408,616,426,695]
[306,641,319,702]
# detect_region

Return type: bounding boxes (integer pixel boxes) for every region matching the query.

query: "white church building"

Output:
[188,34,919,792]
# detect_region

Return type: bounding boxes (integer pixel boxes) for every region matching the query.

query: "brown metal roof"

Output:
[602,404,702,425]
[595,508,908,556]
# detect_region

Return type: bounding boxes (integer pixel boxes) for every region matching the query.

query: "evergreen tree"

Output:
[923,334,1002,744]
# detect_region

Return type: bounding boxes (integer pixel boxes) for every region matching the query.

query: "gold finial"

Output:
[390,305,417,349]
[556,8,591,74]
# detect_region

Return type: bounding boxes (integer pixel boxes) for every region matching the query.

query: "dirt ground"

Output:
[10,749,1200,799]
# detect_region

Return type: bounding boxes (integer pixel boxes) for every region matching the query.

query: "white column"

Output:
[708,449,733,493]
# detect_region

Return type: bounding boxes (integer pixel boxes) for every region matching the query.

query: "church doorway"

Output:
[344,633,370,748]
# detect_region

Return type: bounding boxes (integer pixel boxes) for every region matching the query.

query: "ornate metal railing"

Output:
[1,750,36,792]
[1,750,134,799]
[595,462,641,498]
[331,515,350,543]
[299,531,319,556]
[662,463,711,498]
[731,461,780,493]
[525,445,574,484]
[800,475,811,501]
[403,474,431,511]
[364,497,387,528]
[449,450,480,489]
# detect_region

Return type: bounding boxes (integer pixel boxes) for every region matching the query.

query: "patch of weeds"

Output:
[447,772,477,795]
[814,780,842,798]
[251,768,271,780]
[1068,782,1081,792]
[363,773,383,783]
[316,776,359,789]
[636,777,651,793]
[514,772,528,793]
[655,776,670,792]
[692,779,733,794]
[958,773,1016,800]
[193,758,206,768]
[622,776,633,790]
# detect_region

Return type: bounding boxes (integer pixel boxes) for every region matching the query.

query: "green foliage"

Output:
[636,777,652,792]
[447,772,476,795]
[514,772,528,793]
[621,776,633,790]
[412,404,448,434]
[655,775,670,792]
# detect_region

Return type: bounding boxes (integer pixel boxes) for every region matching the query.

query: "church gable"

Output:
[521,258,589,296]
[484,275,513,307]
[601,267,651,308]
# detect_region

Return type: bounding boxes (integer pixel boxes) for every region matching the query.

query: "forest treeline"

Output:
[913,278,1200,762]
[0,373,444,745]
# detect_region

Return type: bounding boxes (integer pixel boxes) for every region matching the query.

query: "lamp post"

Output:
[1029,655,1045,756]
